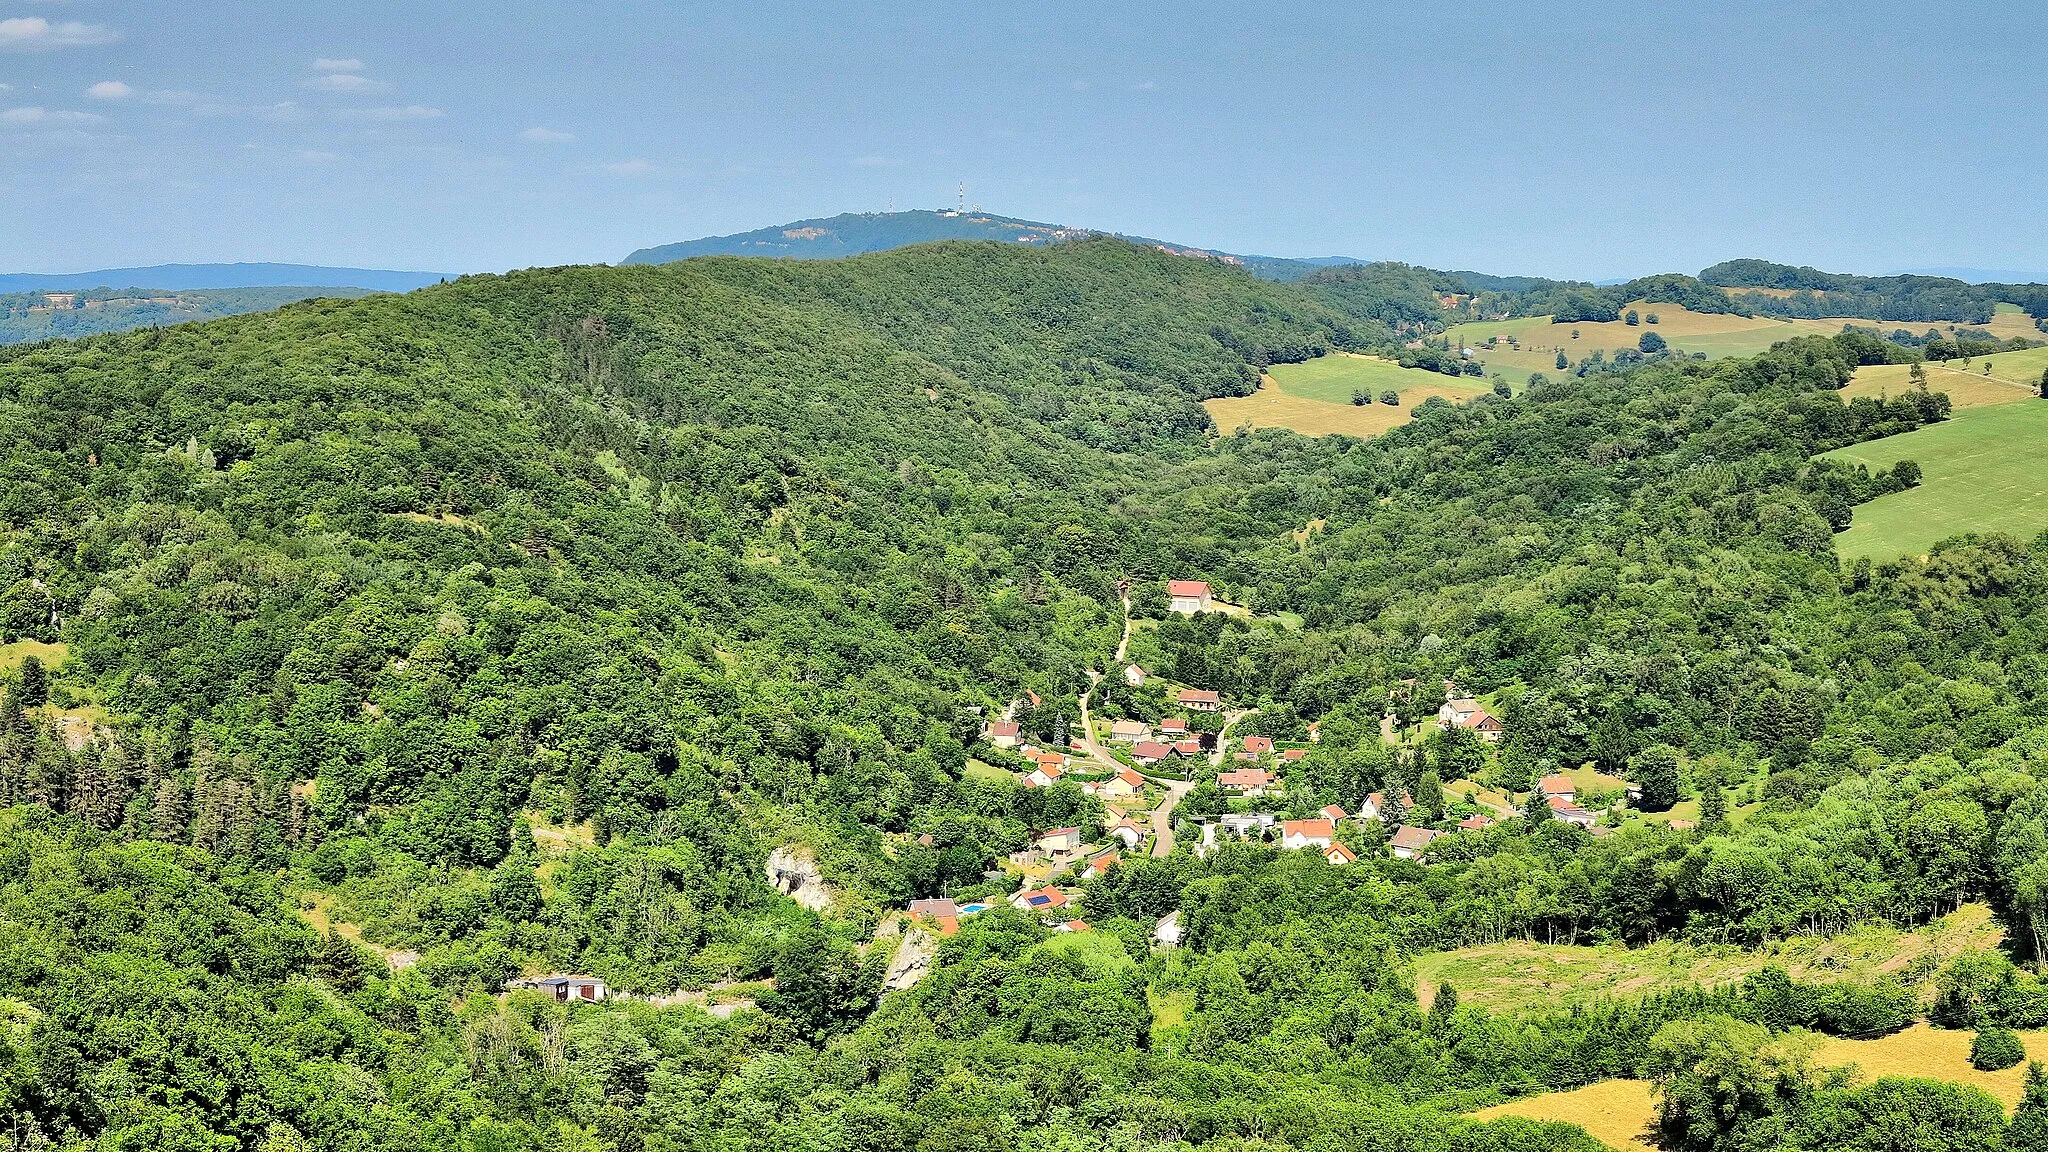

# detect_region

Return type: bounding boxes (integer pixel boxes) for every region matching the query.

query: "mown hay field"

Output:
[1476,1021,2048,1152]
[1206,357,1485,437]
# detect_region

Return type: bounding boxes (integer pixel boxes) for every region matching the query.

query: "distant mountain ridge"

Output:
[0,262,452,294]
[622,210,1365,281]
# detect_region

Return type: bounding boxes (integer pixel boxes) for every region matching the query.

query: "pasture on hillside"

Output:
[1416,904,1999,1014]
[1825,401,2048,560]
[1448,303,2045,379]
[1841,344,2048,409]
[1205,354,1486,437]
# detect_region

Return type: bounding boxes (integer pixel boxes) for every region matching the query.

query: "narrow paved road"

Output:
[1150,778,1194,857]
[1073,596,1138,774]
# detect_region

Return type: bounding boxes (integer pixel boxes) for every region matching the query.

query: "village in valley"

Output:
[885,577,1682,956]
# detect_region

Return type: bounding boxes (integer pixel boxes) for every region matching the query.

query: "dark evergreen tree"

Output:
[17,655,47,708]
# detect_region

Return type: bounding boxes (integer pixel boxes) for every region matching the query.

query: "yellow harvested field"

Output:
[1811,1023,2048,1109]
[1842,345,2048,409]
[1450,303,2043,375]
[1477,1024,2048,1152]
[1206,377,1479,438]
[1475,1080,1657,1151]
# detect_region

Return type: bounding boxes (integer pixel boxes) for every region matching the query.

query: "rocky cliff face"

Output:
[765,845,836,912]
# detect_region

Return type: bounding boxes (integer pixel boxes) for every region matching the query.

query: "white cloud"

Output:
[305,72,384,92]
[337,104,443,121]
[606,158,653,176]
[520,125,572,143]
[4,105,101,124]
[85,79,129,99]
[0,17,117,51]
[313,58,363,72]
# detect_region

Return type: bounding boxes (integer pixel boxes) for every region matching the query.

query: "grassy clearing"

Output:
[1417,905,1999,1014]
[524,810,598,854]
[1149,988,1193,1031]
[1824,401,2048,560]
[1475,1080,1657,1151]
[1266,352,1482,403]
[964,759,1013,783]
[1206,376,1483,438]
[0,639,66,673]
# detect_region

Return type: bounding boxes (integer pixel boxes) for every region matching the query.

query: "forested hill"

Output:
[5,237,2048,1151]
[622,209,1362,280]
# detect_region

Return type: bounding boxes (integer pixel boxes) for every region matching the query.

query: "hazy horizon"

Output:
[4,1,2044,281]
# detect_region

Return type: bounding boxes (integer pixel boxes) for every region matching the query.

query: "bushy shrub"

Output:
[1972,1026,2026,1071]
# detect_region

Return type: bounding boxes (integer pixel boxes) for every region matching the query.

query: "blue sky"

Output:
[3,0,2044,279]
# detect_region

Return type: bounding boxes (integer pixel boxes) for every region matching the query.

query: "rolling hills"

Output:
[6,238,2048,1152]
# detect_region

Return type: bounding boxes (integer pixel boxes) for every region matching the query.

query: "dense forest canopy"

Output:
[2,237,2048,1151]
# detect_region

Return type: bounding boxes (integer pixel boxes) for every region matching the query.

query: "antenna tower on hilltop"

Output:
[957,182,965,213]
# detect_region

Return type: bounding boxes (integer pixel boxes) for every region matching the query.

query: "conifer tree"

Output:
[17,655,47,708]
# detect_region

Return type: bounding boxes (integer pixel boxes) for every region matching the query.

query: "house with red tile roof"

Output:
[1280,748,1307,762]
[1460,710,1505,742]
[1280,819,1336,849]
[1539,774,1576,802]
[1011,886,1069,913]
[1167,580,1213,614]
[1056,919,1090,932]
[908,898,961,935]
[1546,795,1597,827]
[1097,767,1146,798]
[1241,735,1273,755]
[1218,767,1276,796]
[1323,841,1358,865]
[1320,804,1347,822]
[1174,738,1203,757]
[985,720,1021,748]
[1131,740,1172,765]
[1158,717,1189,736]
[1024,762,1065,788]
[1178,688,1222,712]
[1458,814,1497,831]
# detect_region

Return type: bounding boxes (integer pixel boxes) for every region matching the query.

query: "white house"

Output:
[1167,580,1213,614]
[1122,665,1146,687]
[1108,718,1150,743]
[1280,819,1336,850]
[1154,910,1183,948]
[1025,762,1065,788]
[986,720,1021,748]
[1178,688,1221,712]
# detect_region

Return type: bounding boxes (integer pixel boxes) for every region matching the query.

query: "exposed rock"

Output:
[766,845,836,912]
[883,922,935,992]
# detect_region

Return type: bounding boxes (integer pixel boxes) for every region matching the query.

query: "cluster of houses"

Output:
[1538,773,1597,827]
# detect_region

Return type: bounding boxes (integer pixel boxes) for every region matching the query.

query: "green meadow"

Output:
[1267,352,1487,402]
[1826,401,2048,560]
